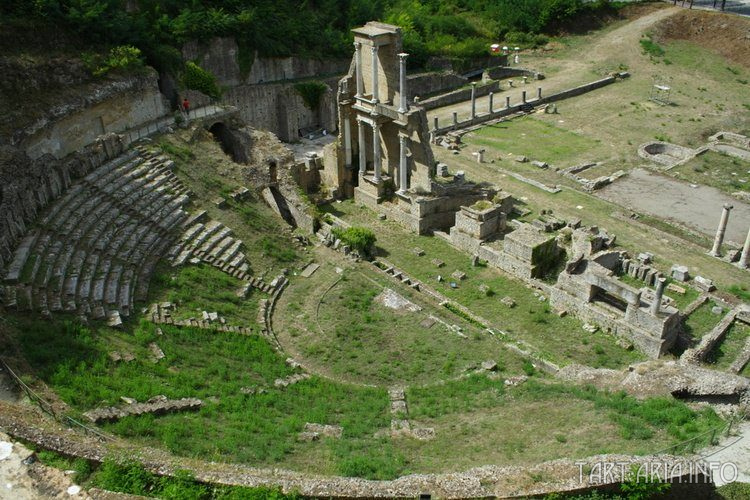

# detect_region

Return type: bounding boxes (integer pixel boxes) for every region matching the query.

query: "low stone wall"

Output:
[682,309,739,363]
[432,75,619,136]
[419,81,500,111]
[485,66,544,81]
[408,72,468,101]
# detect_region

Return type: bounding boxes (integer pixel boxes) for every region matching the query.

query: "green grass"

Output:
[277,264,527,386]
[639,37,664,58]
[683,301,723,345]
[466,117,604,169]
[8,316,393,477]
[150,263,264,326]
[397,377,723,472]
[729,284,750,302]
[320,200,644,369]
[671,151,749,196]
[707,322,750,370]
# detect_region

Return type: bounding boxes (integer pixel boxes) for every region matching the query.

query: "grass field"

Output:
[466,117,606,169]
[683,301,723,345]
[708,322,750,371]
[320,200,644,369]
[276,260,530,386]
[671,150,750,196]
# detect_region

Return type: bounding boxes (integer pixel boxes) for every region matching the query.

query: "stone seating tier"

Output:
[3,151,191,320]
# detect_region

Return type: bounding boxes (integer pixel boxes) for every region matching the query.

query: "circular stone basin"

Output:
[637,141,696,166]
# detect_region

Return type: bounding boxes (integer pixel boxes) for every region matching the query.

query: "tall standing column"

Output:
[371,45,379,103]
[357,118,366,177]
[343,110,352,168]
[505,96,511,109]
[488,92,494,113]
[470,82,477,119]
[739,226,750,269]
[398,53,409,113]
[650,277,666,315]
[354,42,363,98]
[709,204,733,256]
[398,135,409,194]
[372,121,382,182]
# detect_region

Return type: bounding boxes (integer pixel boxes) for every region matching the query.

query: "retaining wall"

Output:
[432,75,619,135]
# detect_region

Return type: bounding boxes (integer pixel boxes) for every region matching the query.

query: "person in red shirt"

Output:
[182,97,190,114]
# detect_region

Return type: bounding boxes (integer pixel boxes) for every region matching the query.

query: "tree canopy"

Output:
[1,0,620,72]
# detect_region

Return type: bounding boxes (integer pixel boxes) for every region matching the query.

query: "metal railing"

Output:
[0,356,111,442]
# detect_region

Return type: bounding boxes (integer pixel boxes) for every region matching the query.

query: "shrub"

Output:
[294,81,328,111]
[182,61,221,99]
[332,226,376,256]
[83,45,145,77]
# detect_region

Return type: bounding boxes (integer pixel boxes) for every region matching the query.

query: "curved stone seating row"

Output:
[168,216,252,279]
[3,149,192,320]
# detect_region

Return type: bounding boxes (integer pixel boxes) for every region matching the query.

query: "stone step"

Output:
[218,240,243,265]
[198,227,232,255]
[4,230,39,283]
[209,236,235,261]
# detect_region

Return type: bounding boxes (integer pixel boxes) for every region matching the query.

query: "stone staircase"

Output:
[2,148,194,320]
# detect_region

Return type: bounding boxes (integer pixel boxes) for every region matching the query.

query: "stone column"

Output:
[506,96,511,109]
[372,121,382,182]
[357,118,366,177]
[398,53,408,113]
[650,277,666,315]
[537,87,542,99]
[522,90,527,103]
[398,134,409,194]
[709,204,733,256]
[343,110,352,168]
[433,116,438,131]
[371,45,379,103]
[354,42,363,98]
[470,82,477,119]
[452,112,458,126]
[739,226,750,268]
[488,92,494,113]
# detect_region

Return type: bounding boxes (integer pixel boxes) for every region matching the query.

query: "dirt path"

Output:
[700,422,750,486]
[427,6,681,125]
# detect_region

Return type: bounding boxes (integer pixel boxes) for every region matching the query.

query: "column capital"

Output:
[398,52,409,61]
[353,41,362,50]
[723,203,734,211]
[470,81,477,87]
[370,44,378,54]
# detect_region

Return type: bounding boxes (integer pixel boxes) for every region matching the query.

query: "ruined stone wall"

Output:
[19,70,167,160]
[223,78,338,142]
[407,72,468,100]
[182,38,347,141]
[419,81,500,111]
[0,135,125,276]
[549,285,667,358]
[183,38,350,87]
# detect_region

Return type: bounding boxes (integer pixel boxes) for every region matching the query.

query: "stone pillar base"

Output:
[355,174,390,203]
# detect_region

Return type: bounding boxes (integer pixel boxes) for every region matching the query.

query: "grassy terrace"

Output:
[321,200,644,369]
[275,256,529,386]
[708,322,750,372]
[671,150,750,196]
[466,117,607,170]
[683,301,723,345]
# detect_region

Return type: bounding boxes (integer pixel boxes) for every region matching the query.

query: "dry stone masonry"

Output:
[2,146,193,320]
[83,395,203,424]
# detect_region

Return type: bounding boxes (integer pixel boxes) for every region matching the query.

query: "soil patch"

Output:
[653,9,750,68]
